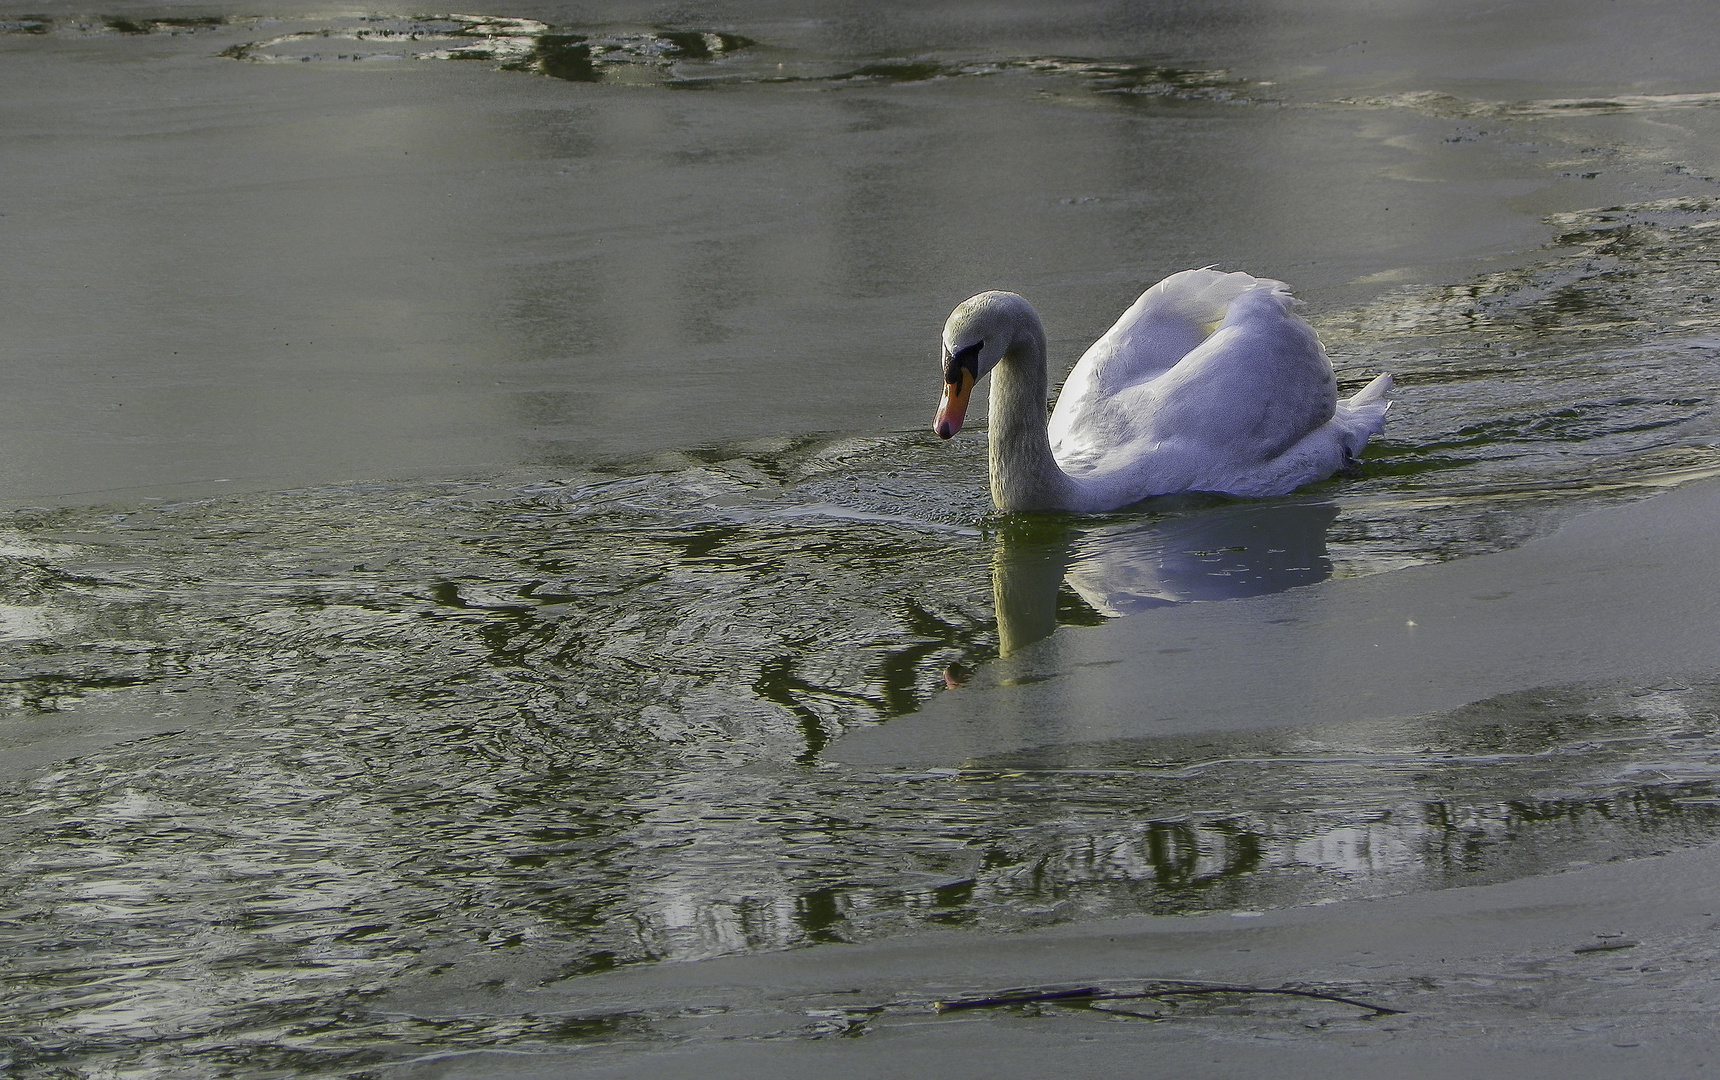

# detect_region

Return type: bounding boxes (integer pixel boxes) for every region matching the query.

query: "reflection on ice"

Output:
[1066,500,1337,613]
[992,499,1337,654]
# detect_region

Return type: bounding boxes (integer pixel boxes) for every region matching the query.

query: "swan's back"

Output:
[1048,271,1272,457]
[1046,270,1387,503]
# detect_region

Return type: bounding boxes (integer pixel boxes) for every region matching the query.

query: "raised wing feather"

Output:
[1048,269,1283,454]
[1051,271,1336,475]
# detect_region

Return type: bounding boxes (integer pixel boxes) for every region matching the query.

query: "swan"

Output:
[933,268,1393,512]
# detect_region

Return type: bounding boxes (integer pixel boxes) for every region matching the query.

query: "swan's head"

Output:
[933,291,1036,440]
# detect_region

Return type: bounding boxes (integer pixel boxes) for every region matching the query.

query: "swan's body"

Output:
[933,269,1392,512]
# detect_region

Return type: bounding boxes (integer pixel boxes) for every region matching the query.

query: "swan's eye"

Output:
[944,341,983,385]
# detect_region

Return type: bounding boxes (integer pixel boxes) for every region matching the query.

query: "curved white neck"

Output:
[987,335,1082,513]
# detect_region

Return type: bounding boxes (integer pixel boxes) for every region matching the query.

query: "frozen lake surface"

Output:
[3,1,1720,1075]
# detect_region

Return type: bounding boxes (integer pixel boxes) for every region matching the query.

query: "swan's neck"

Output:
[988,334,1080,512]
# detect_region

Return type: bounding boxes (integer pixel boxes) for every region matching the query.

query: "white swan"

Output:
[933,269,1393,512]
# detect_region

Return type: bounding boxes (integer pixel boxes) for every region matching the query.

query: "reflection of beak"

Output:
[934,367,976,440]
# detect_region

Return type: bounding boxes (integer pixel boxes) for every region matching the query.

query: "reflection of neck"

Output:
[991,520,1074,656]
[989,337,1078,513]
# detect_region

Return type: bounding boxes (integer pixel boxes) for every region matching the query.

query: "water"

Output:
[4,2,1720,1075]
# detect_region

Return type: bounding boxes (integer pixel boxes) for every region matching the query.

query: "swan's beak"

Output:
[934,367,976,440]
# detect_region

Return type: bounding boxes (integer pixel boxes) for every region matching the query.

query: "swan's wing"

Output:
[1046,273,1390,501]
[1050,269,1284,447]
[1147,285,1337,462]
[1057,282,1339,483]
[1070,269,1281,388]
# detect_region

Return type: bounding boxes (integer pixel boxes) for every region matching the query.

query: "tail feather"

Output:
[1337,373,1393,458]
[1347,372,1394,407]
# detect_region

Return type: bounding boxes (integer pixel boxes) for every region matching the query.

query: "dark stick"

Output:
[936,987,1105,1012]
[935,982,1402,1016]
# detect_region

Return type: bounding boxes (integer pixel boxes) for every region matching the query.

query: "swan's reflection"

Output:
[991,499,1339,655]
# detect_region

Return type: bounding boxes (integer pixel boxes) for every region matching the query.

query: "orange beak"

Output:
[934,367,976,440]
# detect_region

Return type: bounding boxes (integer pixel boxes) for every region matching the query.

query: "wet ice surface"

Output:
[5,0,1720,1074]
